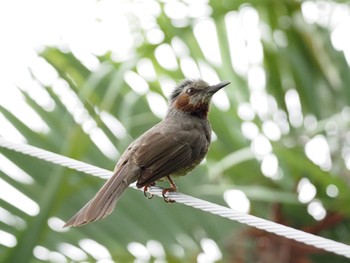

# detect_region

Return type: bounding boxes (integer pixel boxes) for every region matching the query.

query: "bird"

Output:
[64,79,230,227]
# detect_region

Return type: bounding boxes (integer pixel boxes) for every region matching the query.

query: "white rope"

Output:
[0,137,113,179]
[1,137,350,258]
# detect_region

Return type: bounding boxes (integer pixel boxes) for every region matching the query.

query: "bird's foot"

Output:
[162,188,176,203]
[143,182,156,199]
[162,176,177,203]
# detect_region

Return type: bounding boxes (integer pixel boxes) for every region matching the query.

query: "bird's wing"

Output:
[135,128,205,187]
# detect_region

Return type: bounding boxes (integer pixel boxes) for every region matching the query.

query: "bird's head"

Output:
[169,79,230,118]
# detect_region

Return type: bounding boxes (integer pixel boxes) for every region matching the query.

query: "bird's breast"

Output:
[164,115,211,177]
[170,158,202,178]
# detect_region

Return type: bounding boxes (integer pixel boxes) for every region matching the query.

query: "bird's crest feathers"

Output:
[170,79,209,102]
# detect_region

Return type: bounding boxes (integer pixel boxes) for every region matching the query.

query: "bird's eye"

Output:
[186,88,196,95]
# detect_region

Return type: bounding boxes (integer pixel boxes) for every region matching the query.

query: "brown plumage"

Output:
[64,79,230,227]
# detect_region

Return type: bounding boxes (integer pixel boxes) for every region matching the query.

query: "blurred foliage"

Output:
[1,0,350,262]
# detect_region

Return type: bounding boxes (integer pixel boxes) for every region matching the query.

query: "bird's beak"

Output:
[207,81,231,95]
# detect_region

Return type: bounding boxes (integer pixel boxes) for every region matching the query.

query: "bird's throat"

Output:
[173,96,209,118]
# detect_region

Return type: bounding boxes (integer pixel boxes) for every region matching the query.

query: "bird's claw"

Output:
[144,191,154,199]
[143,183,155,199]
[162,188,176,203]
[143,177,177,203]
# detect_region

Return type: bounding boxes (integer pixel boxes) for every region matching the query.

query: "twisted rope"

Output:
[1,137,350,258]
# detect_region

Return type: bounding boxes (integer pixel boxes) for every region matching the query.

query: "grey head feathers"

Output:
[170,79,209,102]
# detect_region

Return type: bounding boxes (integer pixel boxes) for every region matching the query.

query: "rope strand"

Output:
[1,137,350,258]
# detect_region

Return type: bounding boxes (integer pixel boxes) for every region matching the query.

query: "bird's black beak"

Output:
[207,81,231,95]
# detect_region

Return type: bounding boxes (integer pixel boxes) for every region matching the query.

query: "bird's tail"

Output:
[64,162,138,227]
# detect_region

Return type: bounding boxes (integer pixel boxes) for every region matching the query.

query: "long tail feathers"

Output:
[64,162,138,227]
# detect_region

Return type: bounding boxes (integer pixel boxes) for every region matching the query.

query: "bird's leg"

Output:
[143,182,156,199]
[162,176,177,203]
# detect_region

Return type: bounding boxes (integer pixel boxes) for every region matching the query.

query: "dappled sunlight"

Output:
[194,18,222,67]
[238,102,255,121]
[0,154,34,184]
[0,178,40,216]
[297,178,317,204]
[180,56,202,79]
[146,27,165,45]
[262,120,281,141]
[212,89,230,112]
[146,92,168,118]
[89,127,119,160]
[29,56,58,87]
[241,121,259,140]
[124,70,150,95]
[224,189,250,213]
[308,200,326,221]
[0,230,17,248]
[0,207,26,230]
[127,242,151,261]
[33,246,67,262]
[58,243,88,261]
[303,1,350,66]
[122,239,175,262]
[197,61,220,84]
[305,135,332,171]
[261,154,280,180]
[247,65,266,91]
[273,110,290,135]
[0,83,50,134]
[197,238,222,263]
[159,77,177,98]
[146,240,166,260]
[304,114,318,131]
[0,113,27,142]
[100,111,127,139]
[52,78,120,159]
[273,30,288,48]
[154,43,179,71]
[250,91,270,119]
[225,12,248,75]
[47,217,69,233]
[164,0,212,27]
[326,184,339,198]
[171,37,190,58]
[297,178,328,221]
[164,1,190,21]
[251,134,272,158]
[136,58,158,82]
[79,239,113,261]
[285,89,303,128]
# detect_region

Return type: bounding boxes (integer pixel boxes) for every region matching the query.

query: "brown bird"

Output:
[64,79,230,227]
